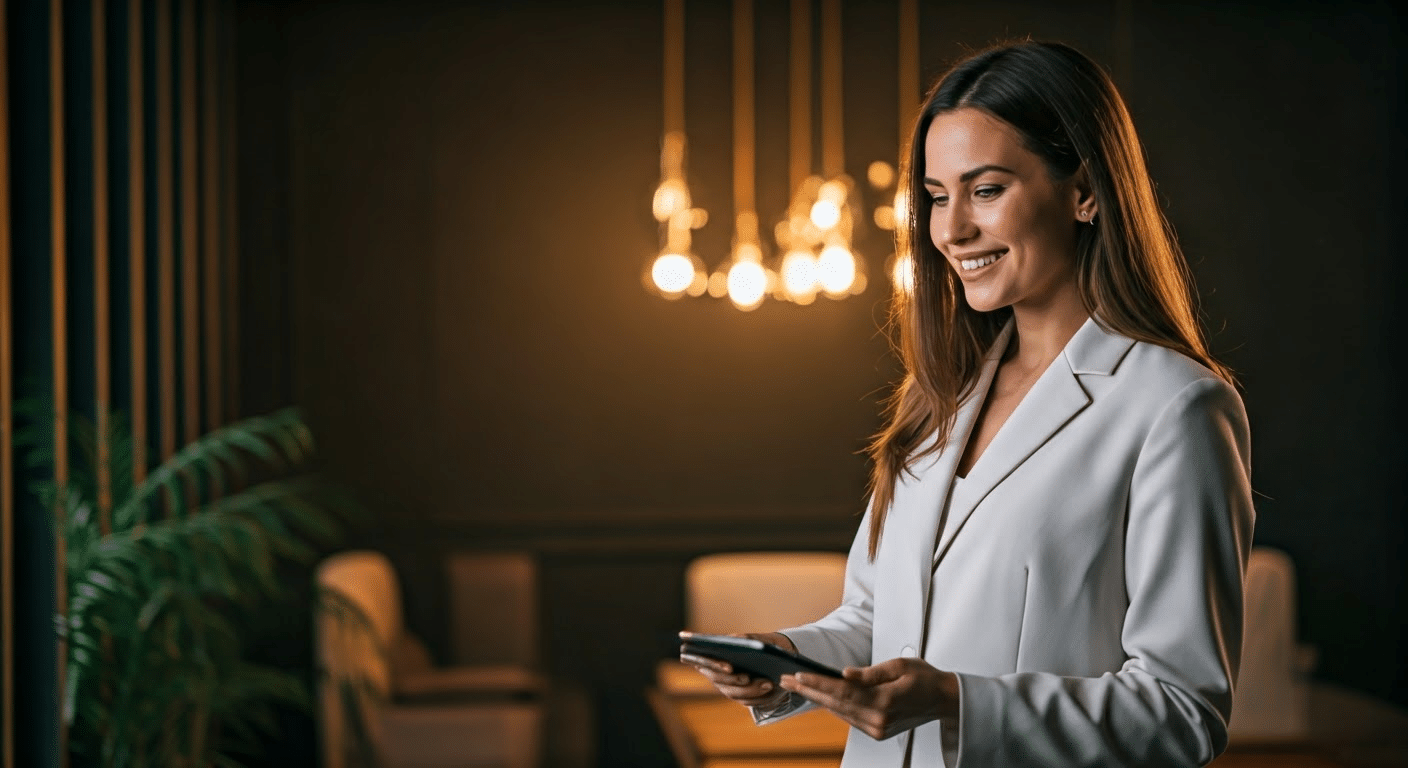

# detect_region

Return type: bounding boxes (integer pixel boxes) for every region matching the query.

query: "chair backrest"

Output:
[318,550,405,651]
[1229,546,1310,742]
[315,550,404,768]
[446,551,539,668]
[685,551,847,635]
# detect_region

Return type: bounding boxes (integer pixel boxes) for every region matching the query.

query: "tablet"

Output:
[679,633,843,685]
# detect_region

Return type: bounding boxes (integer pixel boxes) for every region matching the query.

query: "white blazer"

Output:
[772,317,1255,767]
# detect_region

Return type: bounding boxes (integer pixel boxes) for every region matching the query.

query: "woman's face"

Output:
[923,107,1090,314]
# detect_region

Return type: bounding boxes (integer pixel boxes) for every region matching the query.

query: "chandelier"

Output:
[646,0,920,310]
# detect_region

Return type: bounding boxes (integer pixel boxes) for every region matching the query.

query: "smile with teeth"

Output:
[959,250,1006,271]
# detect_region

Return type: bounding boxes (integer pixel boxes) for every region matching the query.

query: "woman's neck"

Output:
[1006,283,1089,371]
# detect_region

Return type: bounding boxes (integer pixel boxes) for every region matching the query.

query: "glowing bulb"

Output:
[781,250,819,296]
[818,180,847,202]
[891,253,915,294]
[867,161,895,189]
[727,260,767,309]
[873,205,896,230]
[735,242,763,262]
[817,245,856,295]
[653,179,690,222]
[651,252,696,294]
[707,270,728,298]
[810,199,841,230]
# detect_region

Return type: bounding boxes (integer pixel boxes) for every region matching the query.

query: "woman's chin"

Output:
[960,288,1010,314]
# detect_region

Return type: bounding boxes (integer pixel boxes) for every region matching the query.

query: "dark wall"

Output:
[236,0,1407,763]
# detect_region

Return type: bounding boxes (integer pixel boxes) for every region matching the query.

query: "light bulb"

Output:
[653,179,690,222]
[818,245,856,295]
[873,205,896,231]
[727,260,767,309]
[810,199,841,230]
[867,161,895,189]
[781,250,819,297]
[651,252,696,294]
[735,242,763,262]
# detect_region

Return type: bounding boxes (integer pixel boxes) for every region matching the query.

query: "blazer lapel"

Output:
[885,323,1012,636]
[932,319,1123,566]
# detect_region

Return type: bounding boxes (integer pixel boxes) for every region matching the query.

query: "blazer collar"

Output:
[931,316,1133,565]
[1063,316,1137,376]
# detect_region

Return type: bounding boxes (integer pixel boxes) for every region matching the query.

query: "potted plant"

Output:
[15,400,359,768]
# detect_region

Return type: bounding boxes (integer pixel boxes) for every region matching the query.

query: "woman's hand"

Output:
[678,631,797,709]
[778,657,960,741]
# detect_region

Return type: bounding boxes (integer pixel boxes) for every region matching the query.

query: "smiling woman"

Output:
[682,40,1254,768]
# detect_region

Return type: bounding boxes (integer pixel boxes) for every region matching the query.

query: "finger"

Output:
[781,676,880,735]
[679,653,732,674]
[843,663,899,686]
[690,667,752,688]
[718,678,779,704]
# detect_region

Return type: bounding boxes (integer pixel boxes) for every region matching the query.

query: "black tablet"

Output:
[679,633,843,685]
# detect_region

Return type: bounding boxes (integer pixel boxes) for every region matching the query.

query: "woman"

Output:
[682,41,1254,767]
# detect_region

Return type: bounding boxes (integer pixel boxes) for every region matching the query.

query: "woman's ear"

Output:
[1071,165,1098,224]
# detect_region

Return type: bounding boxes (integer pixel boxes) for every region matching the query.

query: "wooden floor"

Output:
[1212,751,1408,768]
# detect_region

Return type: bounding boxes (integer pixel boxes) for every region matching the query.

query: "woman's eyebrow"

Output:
[923,164,1016,187]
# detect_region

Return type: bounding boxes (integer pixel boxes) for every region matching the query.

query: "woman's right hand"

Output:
[678,631,797,709]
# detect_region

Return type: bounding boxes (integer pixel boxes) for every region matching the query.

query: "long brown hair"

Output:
[865,41,1234,559]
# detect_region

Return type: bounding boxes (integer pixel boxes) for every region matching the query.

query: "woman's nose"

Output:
[935,201,978,249]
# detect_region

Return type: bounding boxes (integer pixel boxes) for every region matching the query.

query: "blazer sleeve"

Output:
[948,376,1255,767]
[750,502,880,724]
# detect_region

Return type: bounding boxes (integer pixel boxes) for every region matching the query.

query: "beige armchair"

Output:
[657,551,848,695]
[315,550,544,768]
[1228,546,1317,745]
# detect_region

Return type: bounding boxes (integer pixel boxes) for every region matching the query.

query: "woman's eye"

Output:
[929,193,948,205]
[974,185,1005,199]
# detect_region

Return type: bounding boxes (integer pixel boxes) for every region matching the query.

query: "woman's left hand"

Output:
[778,658,960,741]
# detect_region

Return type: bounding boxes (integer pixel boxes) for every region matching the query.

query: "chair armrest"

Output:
[394,664,547,703]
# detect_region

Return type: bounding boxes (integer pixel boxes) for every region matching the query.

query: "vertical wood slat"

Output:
[0,2,13,765]
[220,0,238,423]
[731,0,755,225]
[202,0,221,431]
[129,0,148,485]
[94,0,112,533]
[819,0,843,179]
[897,0,918,151]
[49,0,71,763]
[180,0,199,444]
[788,0,810,194]
[156,0,175,465]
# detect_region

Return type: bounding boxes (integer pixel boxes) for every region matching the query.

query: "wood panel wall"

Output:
[1,1,239,763]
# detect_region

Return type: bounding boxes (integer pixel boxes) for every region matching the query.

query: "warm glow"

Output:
[735,242,763,263]
[653,179,691,222]
[727,260,767,309]
[894,188,910,227]
[817,245,856,295]
[874,205,896,230]
[867,161,895,189]
[891,252,914,294]
[707,270,728,298]
[780,250,819,296]
[810,199,841,230]
[651,252,696,294]
[818,179,847,202]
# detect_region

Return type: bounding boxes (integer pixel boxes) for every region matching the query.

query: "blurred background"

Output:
[4,0,1405,766]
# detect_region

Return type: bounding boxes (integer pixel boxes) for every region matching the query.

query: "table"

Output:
[649,662,1408,768]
